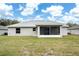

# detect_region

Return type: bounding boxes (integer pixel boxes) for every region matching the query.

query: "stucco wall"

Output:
[8,28,16,36]
[60,26,68,36]
[8,26,68,37]
[0,29,8,35]
[21,28,37,36]
[8,27,37,36]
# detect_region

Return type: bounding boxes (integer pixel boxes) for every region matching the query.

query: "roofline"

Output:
[0,29,8,30]
[37,24,62,26]
[68,28,79,30]
[8,25,62,28]
[8,27,33,28]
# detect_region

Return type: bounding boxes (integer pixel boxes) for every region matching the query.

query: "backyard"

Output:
[0,35,79,56]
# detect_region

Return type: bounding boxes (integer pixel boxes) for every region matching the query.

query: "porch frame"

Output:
[37,25,62,38]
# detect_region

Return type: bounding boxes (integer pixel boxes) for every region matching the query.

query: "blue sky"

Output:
[0,3,79,24]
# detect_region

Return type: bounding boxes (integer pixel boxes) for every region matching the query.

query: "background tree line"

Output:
[0,18,19,26]
[0,18,78,27]
[67,21,78,27]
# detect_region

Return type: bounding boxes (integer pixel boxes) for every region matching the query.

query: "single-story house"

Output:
[8,20,68,37]
[68,25,79,35]
[0,26,8,35]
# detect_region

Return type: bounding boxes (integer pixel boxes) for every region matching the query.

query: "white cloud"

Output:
[75,3,79,7]
[5,17,14,20]
[58,13,79,24]
[0,3,13,17]
[0,3,13,11]
[21,8,34,16]
[21,3,40,16]
[43,4,79,24]
[42,5,64,16]
[33,15,44,20]
[5,12,13,16]
[61,15,75,23]
[16,17,24,22]
[47,16,56,21]
[69,3,79,17]
[26,3,39,10]
[47,16,65,23]
[25,15,44,21]
[0,14,1,17]
[58,3,79,24]
[41,5,65,22]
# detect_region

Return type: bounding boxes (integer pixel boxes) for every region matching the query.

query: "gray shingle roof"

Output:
[0,26,8,30]
[68,25,79,29]
[8,20,63,28]
[62,25,69,28]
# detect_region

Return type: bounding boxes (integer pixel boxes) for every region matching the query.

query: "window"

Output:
[16,28,20,34]
[33,28,36,31]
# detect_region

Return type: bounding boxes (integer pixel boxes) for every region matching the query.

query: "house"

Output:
[61,24,69,35]
[8,20,68,37]
[0,26,8,35]
[68,25,79,35]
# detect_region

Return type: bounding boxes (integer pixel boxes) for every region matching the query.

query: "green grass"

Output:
[0,35,79,56]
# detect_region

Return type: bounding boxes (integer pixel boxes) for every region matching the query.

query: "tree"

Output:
[67,22,77,27]
[0,18,19,26]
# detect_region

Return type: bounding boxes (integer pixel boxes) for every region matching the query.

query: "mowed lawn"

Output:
[0,35,79,56]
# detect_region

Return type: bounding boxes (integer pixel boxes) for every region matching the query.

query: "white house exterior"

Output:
[8,20,68,37]
[68,25,79,35]
[61,25,69,35]
[0,26,8,35]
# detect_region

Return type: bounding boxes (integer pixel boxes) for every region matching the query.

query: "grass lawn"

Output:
[0,35,79,56]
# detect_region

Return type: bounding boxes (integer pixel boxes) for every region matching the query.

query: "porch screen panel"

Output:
[51,27,60,35]
[40,26,60,35]
[40,27,49,35]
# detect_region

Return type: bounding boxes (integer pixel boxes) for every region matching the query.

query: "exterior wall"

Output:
[70,29,79,35]
[21,28,37,36]
[8,27,37,36]
[8,28,16,36]
[8,26,68,37]
[60,26,68,36]
[37,26,40,37]
[0,29,8,35]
